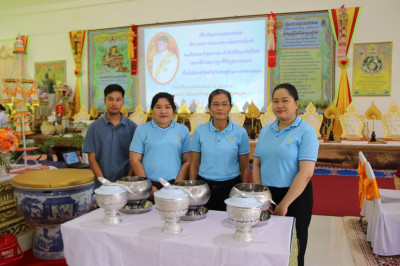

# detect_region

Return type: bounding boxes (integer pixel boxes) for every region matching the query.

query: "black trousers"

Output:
[198,175,241,211]
[268,181,313,266]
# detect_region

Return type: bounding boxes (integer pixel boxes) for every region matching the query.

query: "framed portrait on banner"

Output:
[88,27,137,112]
[34,60,66,88]
[353,42,392,96]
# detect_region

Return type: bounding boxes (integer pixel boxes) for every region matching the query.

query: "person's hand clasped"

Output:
[272,204,288,216]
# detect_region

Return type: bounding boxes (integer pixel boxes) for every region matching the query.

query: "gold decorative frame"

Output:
[339,102,365,139]
[259,104,276,127]
[300,102,323,138]
[381,102,400,139]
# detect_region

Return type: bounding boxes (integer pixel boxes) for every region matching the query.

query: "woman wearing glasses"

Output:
[252,83,319,266]
[189,89,250,211]
[129,92,191,195]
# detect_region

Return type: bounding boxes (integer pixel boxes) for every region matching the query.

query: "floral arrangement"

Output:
[55,83,73,103]
[0,128,19,172]
[0,128,19,153]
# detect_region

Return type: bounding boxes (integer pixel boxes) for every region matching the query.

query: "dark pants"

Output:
[269,181,313,266]
[198,175,241,211]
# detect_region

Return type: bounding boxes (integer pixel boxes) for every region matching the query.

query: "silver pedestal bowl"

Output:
[229,183,273,226]
[225,196,262,241]
[174,180,210,220]
[95,186,128,225]
[154,188,190,234]
[117,176,152,214]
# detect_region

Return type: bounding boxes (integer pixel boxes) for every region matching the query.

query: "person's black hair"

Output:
[104,84,125,98]
[151,92,176,112]
[272,83,299,101]
[0,104,5,111]
[208,89,232,107]
[157,35,169,44]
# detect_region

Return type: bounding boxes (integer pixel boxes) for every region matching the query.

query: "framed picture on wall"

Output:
[353,42,392,96]
[88,27,137,112]
[34,60,66,90]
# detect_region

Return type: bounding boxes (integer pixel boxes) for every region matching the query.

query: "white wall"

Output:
[0,0,399,137]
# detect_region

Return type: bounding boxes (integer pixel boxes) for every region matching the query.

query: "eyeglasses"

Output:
[210,102,230,108]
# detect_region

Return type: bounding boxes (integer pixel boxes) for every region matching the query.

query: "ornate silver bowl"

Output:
[174,180,210,220]
[154,188,190,234]
[229,183,273,226]
[225,196,262,241]
[95,186,128,225]
[117,176,152,214]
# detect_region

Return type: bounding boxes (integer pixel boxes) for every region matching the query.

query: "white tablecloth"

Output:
[61,208,295,266]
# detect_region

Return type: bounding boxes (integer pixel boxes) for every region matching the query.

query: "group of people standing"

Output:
[83,83,319,265]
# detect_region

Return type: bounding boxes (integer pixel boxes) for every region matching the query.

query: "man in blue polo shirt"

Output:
[83,84,137,189]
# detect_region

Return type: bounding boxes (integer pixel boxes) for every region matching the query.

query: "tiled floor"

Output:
[305,215,354,266]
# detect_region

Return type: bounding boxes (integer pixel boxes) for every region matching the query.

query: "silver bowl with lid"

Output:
[229,183,273,226]
[225,195,262,241]
[95,185,128,225]
[154,187,190,234]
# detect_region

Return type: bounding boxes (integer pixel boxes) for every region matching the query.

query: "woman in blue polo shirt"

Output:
[252,83,319,266]
[190,89,250,211]
[129,92,191,195]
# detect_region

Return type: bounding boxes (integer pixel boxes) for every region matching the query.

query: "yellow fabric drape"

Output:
[69,30,86,116]
[333,68,351,138]
[357,160,367,209]
[364,177,381,201]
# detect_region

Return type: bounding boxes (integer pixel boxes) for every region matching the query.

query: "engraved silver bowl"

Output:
[225,196,262,241]
[154,188,190,234]
[95,189,128,225]
[174,180,210,220]
[116,176,152,202]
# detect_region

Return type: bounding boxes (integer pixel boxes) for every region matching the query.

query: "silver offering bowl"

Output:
[174,180,210,218]
[226,204,262,241]
[154,188,190,234]
[229,183,273,226]
[95,190,128,225]
[117,176,152,208]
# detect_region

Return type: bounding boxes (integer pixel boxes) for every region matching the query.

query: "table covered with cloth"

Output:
[61,208,297,266]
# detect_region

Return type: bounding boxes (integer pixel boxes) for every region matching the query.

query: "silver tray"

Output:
[180,206,208,221]
[254,210,271,227]
[120,200,153,214]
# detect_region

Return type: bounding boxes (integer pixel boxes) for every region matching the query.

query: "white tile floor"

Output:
[305,215,354,266]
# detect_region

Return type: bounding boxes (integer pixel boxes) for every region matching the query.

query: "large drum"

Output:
[12,169,94,260]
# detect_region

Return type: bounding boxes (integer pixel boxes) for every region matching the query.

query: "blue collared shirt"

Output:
[83,114,137,188]
[191,119,250,181]
[254,115,319,187]
[129,120,191,182]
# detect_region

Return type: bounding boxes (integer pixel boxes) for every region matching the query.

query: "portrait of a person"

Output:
[151,35,178,84]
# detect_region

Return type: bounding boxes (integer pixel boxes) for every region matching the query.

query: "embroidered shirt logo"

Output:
[176,136,180,140]
[228,137,233,142]
[286,138,292,142]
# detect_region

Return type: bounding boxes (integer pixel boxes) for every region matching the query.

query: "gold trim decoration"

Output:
[189,113,210,136]
[259,103,276,127]
[128,104,148,125]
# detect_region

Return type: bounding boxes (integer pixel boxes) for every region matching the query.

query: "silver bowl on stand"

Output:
[174,180,210,220]
[154,188,190,234]
[95,186,128,225]
[117,176,153,214]
[229,183,273,226]
[225,195,262,241]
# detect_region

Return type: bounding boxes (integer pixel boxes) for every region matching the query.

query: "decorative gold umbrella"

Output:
[324,102,340,141]
[365,101,382,142]
[245,102,260,139]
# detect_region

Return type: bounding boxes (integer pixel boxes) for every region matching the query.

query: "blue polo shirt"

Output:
[83,114,137,188]
[191,119,250,181]
[254,115,319,187]
[129,120,191,182]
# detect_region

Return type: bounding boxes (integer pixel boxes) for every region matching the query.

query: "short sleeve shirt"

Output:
[129,120,191,182]
[191,119,250,181]
[254,116,319,187]
[83,114,137,188]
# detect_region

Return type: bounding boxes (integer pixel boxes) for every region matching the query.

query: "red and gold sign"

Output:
[128,25,138,75]
[267,13,276,67]
[56,104,65,116]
